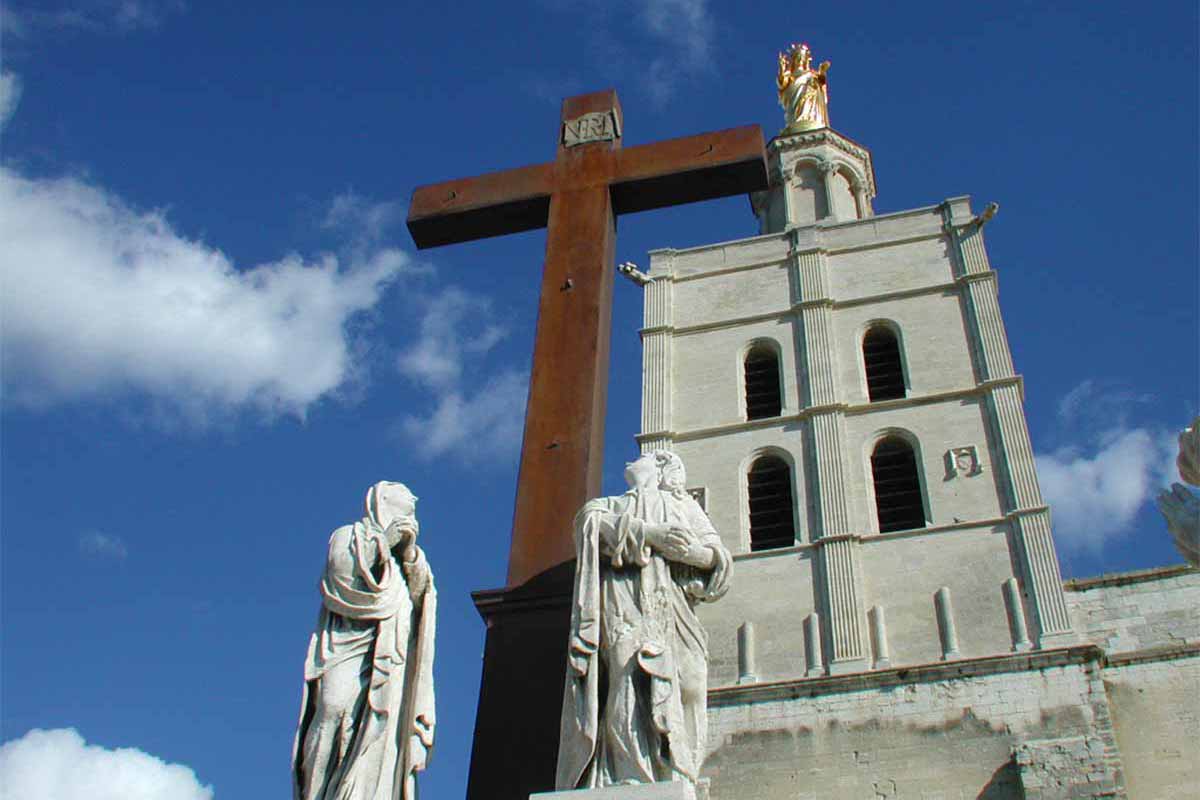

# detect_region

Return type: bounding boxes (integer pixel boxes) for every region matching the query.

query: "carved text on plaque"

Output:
[562,111,621,147]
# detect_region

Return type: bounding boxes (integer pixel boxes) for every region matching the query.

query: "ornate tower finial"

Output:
[777,41,831,133]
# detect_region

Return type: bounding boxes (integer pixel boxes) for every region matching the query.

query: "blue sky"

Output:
[1,1,1196,798]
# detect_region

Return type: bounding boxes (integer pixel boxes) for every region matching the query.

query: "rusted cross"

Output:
[407,89,766,588]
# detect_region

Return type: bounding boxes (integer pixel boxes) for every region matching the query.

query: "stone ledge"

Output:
[708,644,1106,707]
[531,782,698,800]
[1063,563,1197,591]
[1104,642,1200,669]
[472,561,575,621]
[654,382,1025,445]
[726,517,1010,562]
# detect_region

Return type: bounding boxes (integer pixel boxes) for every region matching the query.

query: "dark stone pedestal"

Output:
[466,562,575,800]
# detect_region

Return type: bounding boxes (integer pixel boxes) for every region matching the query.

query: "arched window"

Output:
[748,455,796,550]
[871,437,925,533]
[744,345,782,420]
[863,326,906,401]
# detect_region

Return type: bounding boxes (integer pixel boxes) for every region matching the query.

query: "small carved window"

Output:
[744,345,782,420]
[748,455,796,551]
[863,326,906,401]
[871,437,926,533]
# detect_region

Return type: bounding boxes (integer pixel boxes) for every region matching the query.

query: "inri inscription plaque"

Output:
[562,110,621,147]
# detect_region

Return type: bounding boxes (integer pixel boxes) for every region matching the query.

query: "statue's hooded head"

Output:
[653,450,688,499]
[365,481,419,535]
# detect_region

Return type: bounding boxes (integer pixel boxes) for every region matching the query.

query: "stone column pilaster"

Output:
[769,152,792,234]
[639,252,675,454]
[988,382,1042,509]
[793,244,851,536]
[810,410,851,536]
[1010,508,1074,646]
[820,161,839,222]
[793,247,835,403]
[987,380,1072,645]
[816,534,869,673]
[953,222,1015,381]
[945,206,1075,648]
[852,184,872,219]
[793,239,869,672]
[961,274,1015,381]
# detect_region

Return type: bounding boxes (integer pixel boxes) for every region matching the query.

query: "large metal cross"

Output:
[407,89,766,589]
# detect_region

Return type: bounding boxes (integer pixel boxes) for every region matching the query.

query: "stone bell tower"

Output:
[629,43,1150,798]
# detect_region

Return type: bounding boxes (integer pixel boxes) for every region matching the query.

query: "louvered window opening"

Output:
[871,438,925,533]
[864,327,905,401]
[745,348,782,420]
[748,456,795,551]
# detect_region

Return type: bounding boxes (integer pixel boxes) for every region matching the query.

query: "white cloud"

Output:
[0,167,409,421]
[0,71,21,130]
[529,0,714,108]
[396,287,527,462]
[1038,426,1179,553]
[397,287,509,392]
[639,0,713,106]
[401,368,529,464]
[79,531,129,560]
[322,191,406,248]
[2,1,183,38]
[1056,378,1153,428]
[0,728,212,800]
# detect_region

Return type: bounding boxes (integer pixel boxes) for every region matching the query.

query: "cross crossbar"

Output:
[408,125,765,248]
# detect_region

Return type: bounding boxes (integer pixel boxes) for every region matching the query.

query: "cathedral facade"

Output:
[636,122,1199,798]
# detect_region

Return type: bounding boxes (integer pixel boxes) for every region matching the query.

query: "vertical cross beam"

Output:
[508,91,620,587]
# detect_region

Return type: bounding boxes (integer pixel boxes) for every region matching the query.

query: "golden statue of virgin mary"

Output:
[777,42,830,133]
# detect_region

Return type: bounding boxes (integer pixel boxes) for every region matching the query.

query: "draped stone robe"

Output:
[557,487,731,789]
[293,518,436,800]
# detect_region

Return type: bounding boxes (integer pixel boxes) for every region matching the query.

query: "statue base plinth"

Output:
[532,781,705,800]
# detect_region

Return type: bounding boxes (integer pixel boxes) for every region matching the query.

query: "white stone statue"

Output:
[1158,416,1200,567]
[557,451,733,790]
[293,482,436,800]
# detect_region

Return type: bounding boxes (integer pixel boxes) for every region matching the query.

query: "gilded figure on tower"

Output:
[777,42,830,132]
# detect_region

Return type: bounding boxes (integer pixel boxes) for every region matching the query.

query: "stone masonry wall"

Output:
[1103,655,1199,798]
[1065,566,1200,655]
[703,650,1124,800]
[1065,566,1200,798]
